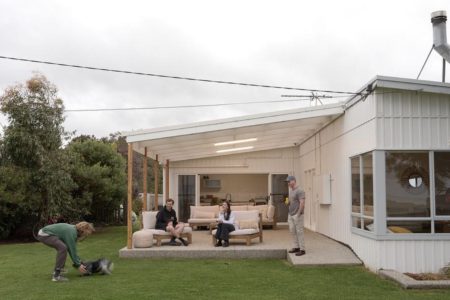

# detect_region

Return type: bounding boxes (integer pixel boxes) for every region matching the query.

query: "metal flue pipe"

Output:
[431,10,450,63]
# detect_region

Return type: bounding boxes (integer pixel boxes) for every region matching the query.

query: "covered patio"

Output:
[119,102,361,266]
[119,227,361,266]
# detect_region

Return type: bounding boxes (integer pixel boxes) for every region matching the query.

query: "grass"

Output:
[1,227,450,300]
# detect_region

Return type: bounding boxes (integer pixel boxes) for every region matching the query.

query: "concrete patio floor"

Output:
[120,225,361,266]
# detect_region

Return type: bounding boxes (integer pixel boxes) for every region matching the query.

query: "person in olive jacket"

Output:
[156,198,188,246]
[36,221,95,282]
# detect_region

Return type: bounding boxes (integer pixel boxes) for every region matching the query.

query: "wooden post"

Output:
[165,159,170,200]
[127,143,133,249]
[154,154,159,211]
[141,147,148,229]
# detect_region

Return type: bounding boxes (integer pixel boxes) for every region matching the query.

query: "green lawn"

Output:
[1,227,450,300]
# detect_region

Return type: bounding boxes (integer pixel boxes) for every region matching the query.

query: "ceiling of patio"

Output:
[124,102,344,162]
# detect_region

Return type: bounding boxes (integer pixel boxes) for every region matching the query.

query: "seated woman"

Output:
[215,200,236,247]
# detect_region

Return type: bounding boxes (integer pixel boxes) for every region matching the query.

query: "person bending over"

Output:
[156,199,188,246]
[215,200,236,247]
[37,221,94,282]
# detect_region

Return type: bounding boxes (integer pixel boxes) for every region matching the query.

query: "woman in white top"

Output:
[215,200,236,247]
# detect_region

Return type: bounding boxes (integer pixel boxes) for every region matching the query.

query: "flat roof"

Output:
[124,102,344,161]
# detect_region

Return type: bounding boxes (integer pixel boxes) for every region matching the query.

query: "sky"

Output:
[0,0,449,138]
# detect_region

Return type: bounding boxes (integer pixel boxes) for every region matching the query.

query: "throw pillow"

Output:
[387,226,412,233]
[238,219,259,230]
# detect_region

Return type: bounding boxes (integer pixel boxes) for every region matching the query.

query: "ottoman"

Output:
[132,229,154,248]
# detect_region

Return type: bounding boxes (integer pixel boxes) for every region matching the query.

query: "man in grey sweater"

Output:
[286,176,306,256]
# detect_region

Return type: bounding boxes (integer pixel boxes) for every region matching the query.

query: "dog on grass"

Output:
[80,258,114,275]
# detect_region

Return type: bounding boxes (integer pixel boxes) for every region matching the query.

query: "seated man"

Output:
[156,199,188,246]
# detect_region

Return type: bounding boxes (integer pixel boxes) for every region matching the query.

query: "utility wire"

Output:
[65,98,334,112]
[0,55,362,95]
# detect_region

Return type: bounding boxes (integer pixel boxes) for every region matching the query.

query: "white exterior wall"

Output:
[167,147,297,212]
[298,94,377,246]
[366,89,450,273]
[299,89,450,273]
[376,88,450,150]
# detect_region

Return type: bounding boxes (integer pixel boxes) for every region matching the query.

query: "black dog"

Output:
[79,258,114,275]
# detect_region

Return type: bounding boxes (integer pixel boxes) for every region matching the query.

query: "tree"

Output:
[0,73,76,236]
[66,138,127,223]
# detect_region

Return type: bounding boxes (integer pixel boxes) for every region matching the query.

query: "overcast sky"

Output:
[0,0,449,138]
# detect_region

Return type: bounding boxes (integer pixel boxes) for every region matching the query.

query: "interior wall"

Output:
[200,174,268,204]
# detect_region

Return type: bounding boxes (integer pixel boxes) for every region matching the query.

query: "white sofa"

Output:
[188,204,276,229]
[210,210,263,246]
[132,211,193,247]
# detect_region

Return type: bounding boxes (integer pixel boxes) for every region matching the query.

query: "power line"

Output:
[65,97,337,112]
[0,55,362,95]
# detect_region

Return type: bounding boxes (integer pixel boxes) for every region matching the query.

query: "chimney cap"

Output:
[431,10,447,19]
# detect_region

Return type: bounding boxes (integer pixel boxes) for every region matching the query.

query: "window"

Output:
[434,152,450,233]
[351,157,360,214]
[385,152,430,218]
[435,152,450,217]
[351,153,374,231]
[351,150,450,237]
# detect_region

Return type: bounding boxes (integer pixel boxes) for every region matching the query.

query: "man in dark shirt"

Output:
[156,198,188,246]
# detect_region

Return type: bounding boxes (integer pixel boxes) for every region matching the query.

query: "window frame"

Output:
[350,152,374,232]
[351,150,450,240]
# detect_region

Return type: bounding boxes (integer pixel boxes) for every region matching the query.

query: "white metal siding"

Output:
[298,94,377,246]
[301,88,450,273]
[376,89,450,149]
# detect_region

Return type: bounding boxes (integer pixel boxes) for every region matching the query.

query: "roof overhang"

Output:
[124,102,345,162]
[345,75,450,109]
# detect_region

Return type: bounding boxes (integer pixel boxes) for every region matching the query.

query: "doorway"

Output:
[271,174,289,222]
[178,175,196,222]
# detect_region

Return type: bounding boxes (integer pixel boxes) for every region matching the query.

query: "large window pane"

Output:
[434,221,450,233]
[178,175,196,222]
[387,221,431,233]
[386,152,430,217]
[435,152,450,216]
[363,153,373,217]
[351,157,361,214]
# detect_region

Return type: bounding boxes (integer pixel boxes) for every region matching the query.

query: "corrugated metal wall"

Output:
[298,94,377,246]
[376,88,450,149]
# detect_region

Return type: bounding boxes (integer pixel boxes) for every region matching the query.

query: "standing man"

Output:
[286,175,306,256]
[156,198,188,246]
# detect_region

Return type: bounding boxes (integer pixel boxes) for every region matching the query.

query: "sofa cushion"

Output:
[149,226,193,235]
[237,220,259,230]
[248,205,268,218]
[193,211,216,219]
[188,218,217,224]
[132,229,154,248]
[142,211,158,229]
[211,228,259,235]
[231,205,248,211]
[233,210,259,221]
[190,205,219,218]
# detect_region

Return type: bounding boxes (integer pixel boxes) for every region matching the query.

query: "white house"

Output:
[124,75,450,273]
